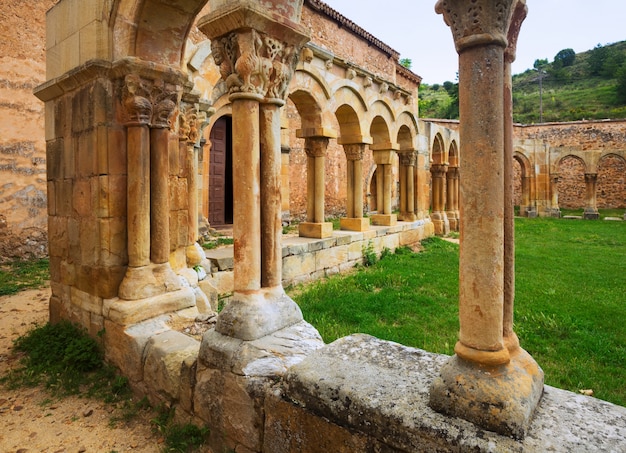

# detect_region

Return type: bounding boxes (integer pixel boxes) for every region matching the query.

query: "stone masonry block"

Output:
[143,330,199,403]
[48,215,69,258]
[108,126,126,175]
[72,178,92,217]
[70,285,103,316]
[315,245,348,271]
[76,130,97,177]
[282,252,316,281]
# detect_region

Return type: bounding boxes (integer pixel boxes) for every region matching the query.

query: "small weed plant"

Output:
[151,405,209,452]
[0,258,49,296]
[362,241,378,267]
[201,236,234,250]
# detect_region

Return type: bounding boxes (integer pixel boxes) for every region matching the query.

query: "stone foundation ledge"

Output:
[277,334,626,452]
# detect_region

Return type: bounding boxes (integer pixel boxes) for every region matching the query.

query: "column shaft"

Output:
[127,126,151,267]
[354,158,363,217]
[150,128,170,264]
[306,156,315,222]
[314,156,325,223]
[232,98,261,292]
[383,164,392,215]
[399,164,407,214]
[457,43,507,361]
[346,160,355,218]
[260,102,283,288]
[407,165,415,216]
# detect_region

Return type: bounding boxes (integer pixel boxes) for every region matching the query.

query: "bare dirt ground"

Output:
[0,285,164,453]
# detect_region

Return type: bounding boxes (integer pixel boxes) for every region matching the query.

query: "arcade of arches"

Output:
[30,0,626,451]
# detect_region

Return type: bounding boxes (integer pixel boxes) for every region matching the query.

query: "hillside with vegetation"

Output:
[418,41,626,123]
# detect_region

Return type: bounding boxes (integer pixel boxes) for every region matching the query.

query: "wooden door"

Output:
[209,118,227,225]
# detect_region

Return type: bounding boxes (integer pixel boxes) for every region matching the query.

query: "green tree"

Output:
[533,58,549,70]
[553,48,576,68]
[399,58,412,69]
[587,44,608,76]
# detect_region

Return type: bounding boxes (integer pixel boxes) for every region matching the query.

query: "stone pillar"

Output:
[398,151,417,221]
[430,163,449,235]
[430,0,543,439]
[181,99,212,267]
[118,74,181,301]
[583,173,600,219]
[549,173,561,217]
[298,135,333,238]
[260,100,284,287]
[198,17,308,341]
[371,150,397,226]
[445,166,459,231]
[340,143,370,231]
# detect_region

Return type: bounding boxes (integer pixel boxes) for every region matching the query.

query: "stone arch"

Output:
[432,133,445,165]
[368,115,393,213]
[289,89,324,130]
[335,103,366,142]
[111,0,210,64]
[395,111,419,149]
[397,124,413,151]
[557,155,587,209]
[597,153,626,208]
[513,151,534,215]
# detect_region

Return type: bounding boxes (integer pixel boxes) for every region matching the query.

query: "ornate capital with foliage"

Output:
[122,74,181,129]
[343,143,365,161]
[435,0,514,53]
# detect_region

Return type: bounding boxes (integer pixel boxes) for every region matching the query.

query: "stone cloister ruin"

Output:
[28,0,626,451]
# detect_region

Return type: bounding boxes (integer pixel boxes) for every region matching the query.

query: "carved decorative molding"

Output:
[399,151,417,167]
[343,143,365,161]
[435,0,513,52]
[304,137,329,158]
[211,29,301,100]
[122,74,181,129]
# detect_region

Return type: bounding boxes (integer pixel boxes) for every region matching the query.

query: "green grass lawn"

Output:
[288,217,626,407]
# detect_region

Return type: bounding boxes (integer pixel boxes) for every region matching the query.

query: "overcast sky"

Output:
[326,1,626,84]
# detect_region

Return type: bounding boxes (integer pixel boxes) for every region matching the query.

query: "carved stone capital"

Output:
[399,151,417,167]
[431,163,449,177]
[121,74,181,129]
[304,137,329,158]
[505,0,528,63]
[435,0,514,53]
[210,28,302,100]
[343,143,365,161]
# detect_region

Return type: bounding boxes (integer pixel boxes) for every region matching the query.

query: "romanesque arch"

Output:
[597,153,626,209]
[430,133,449,234]
[513,150,535,216]
[557,155,587,210]
[446,140,460,230]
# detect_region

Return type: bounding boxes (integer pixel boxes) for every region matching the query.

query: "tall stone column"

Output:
[340,144,370,231]
[430,0,543,439]
[583,173,600,219]
[398,151,417,221]
[371,150,397,226]
[430,163,449,235]
[503,0,527,354]
[198,13,308,341]
[446,166,459,231]
[549,173,561,217]
[260,100,285,287]
[181,99,212,267]
[299,135,333,238]
[119,74,181,301]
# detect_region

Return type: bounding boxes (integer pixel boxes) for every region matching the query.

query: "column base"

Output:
[398,212,417,222]
[340,217,370,232]
[446,211,459,231]
[118,262,182,301]
[523,206,538,218]
[429,347,544,440]
[370,213,397,226]
[216,287,304,341]
[583,208,599,220]
[298,222,333,239]
[431,212,450,236]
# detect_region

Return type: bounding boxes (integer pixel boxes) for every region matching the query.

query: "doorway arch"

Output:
[208,116,233,226]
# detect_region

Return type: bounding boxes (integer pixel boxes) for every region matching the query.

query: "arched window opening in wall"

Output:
[597,154,626,209]
[208,116,233,226]
[557,155,586,210]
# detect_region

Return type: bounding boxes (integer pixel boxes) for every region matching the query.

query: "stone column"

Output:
[430,163,449,235]
[446,166,459,230]
[583,172,600,219]
[260,100,284,288]
[299,135,333,238]
[371,150,397,226]
[340,143,370,231]
[118,74,181,301]
[549,173,561,217]
[198,19,307,341]
[398,151,417,221]
[181,99,212,267]
[430,0,543,439]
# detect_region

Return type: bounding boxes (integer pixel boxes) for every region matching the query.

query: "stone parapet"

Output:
[203,219,433,291]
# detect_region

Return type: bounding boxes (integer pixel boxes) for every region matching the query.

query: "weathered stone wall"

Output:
[0,0,55,262]
[557,156,586,209]
[516,120,626,150]
[597,154,626,208]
